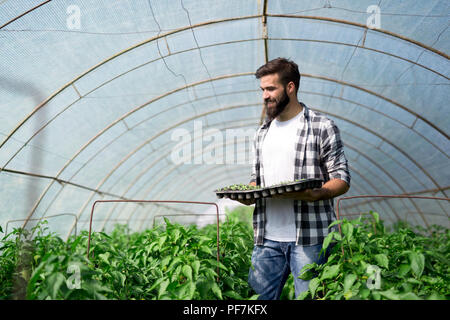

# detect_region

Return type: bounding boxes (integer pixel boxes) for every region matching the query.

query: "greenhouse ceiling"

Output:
[0,0,448,238]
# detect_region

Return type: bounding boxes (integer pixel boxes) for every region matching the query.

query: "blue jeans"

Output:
[248,239,329,300]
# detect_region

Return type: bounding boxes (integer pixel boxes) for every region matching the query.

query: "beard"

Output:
[264,88,290,121]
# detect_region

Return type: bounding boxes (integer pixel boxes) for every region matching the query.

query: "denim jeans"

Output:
[248,239,330,300]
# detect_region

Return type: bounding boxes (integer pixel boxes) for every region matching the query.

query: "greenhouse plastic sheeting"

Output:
[0,0,448,238]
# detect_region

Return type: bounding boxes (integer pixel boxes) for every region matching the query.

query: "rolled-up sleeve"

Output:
[320,120,351,186]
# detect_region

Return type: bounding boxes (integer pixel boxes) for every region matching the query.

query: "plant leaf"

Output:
[308,278,320,297]
[409,252,425,278]
[211,282,223,300]
[182,265,193,281]
[320,264,341,281]
[374,253,389,269]
[343,273,357,293]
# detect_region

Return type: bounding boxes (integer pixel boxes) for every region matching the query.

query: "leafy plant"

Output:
[297,212,449,300]
[2,209,448,300]
[0,207,258,300]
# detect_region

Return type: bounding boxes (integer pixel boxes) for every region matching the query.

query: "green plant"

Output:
[2,209,448,300]
[297,212,449,300]
[0,207,258,300]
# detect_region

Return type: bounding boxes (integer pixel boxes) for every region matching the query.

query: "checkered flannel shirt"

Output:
[250,103,351,246]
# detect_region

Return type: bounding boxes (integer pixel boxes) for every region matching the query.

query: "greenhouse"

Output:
[0,0,448,302]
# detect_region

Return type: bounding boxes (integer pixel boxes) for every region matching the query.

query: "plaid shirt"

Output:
[250,103,351,246]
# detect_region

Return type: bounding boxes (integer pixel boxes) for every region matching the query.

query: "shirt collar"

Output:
[261,102,308,129]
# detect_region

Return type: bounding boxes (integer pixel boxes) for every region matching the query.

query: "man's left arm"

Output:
[274,119,350,202]
[275,178,349,202]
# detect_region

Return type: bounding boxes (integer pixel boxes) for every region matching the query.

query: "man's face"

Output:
[260,73,290,120]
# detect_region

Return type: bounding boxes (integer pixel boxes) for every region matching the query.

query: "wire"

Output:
[180,0,221,108]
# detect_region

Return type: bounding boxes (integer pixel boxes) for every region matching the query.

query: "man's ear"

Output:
[287,81,296,95]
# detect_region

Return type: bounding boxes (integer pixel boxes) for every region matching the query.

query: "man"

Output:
[237,57,350,299]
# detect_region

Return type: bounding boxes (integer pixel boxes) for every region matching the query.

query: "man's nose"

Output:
[262,90,270,100]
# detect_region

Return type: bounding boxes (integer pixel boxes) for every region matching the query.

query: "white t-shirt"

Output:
[261,109,304,242]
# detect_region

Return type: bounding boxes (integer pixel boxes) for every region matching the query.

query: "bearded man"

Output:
[237,57,351,299]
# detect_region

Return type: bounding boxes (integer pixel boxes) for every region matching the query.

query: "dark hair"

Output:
[255,57,300,93]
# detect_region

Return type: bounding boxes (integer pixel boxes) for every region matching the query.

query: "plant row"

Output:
[1,208,448,300]
[297,212,449,300]
[0,207,257,300]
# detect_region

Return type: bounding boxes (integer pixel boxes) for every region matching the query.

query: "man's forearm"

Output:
[273,178,349,202]
[315,178,349,200]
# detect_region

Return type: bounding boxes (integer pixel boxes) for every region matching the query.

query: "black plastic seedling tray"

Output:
[215,178,323,200]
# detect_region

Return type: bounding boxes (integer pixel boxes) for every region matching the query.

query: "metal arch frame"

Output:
[2,36,447,166]
[13,72,448,227]
[122,165,251,232]
[14,94,446,230]
[300,90,448,157]
[88,121,254,230]
[169,161,401,224]
[23,96,445,234]
[64,104,436,232]
[2,13,448,152]
[9,67,447,185]
[142,115,437,226]
[143,140,395,221]
[0,0,52,30]
[68,104,257,223]
[92,131,256,233]
[4,71,447,191]
[119,135,390,230]
[37,93,260,234]
[137,168,253,232]
[15,75,254,230]
[265,14,449,59]
[142,164,396,231]
[91,118,392,231]
[63,105,259,236]
[4,212,78,237]
[122,146,254,231]
[2,6,447,231]
[4,37,446,227]
[129,146,384,229]
[66,118,256,236]
[8,118,424,236]
[2,7,447,60]
[2,45,445,199]
[49,99,442,224]
[91,114,429,231]
[20,80,443,211]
